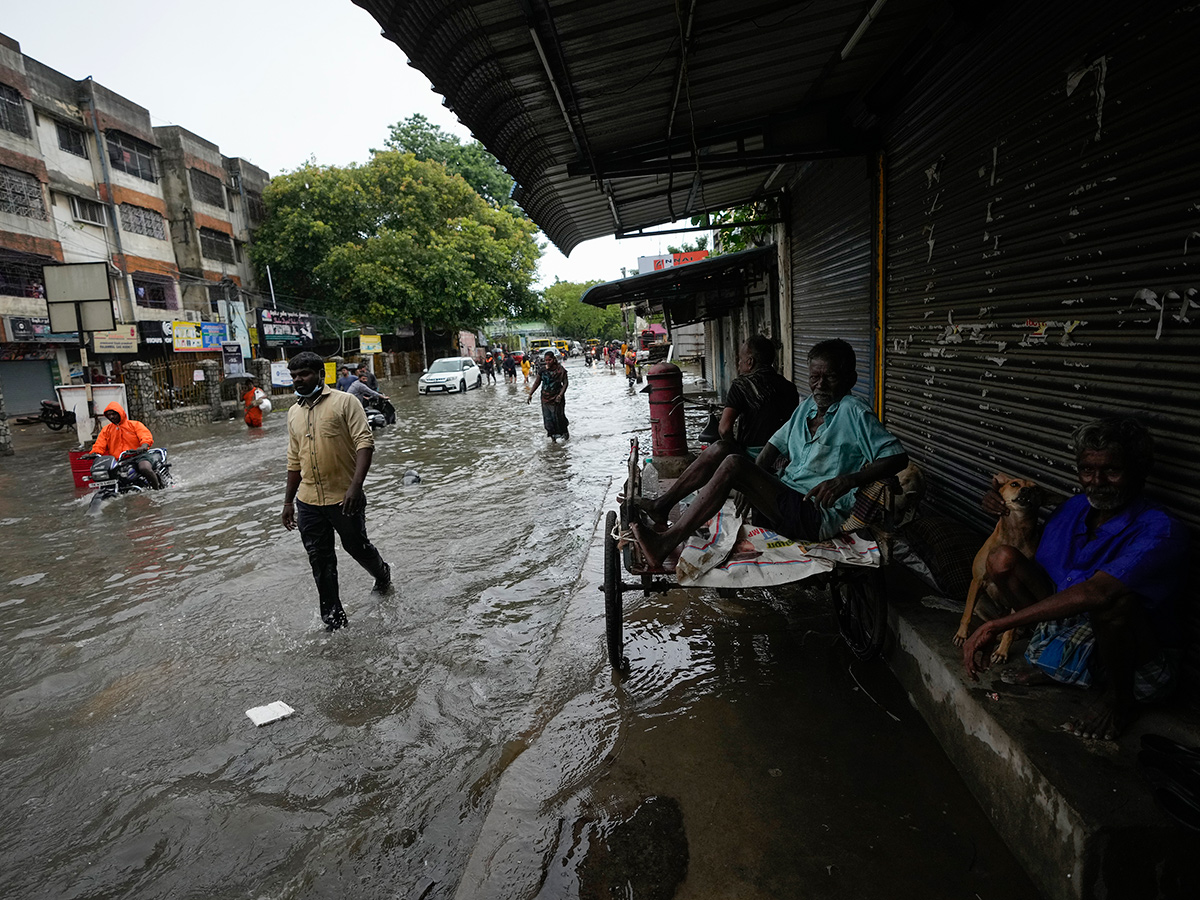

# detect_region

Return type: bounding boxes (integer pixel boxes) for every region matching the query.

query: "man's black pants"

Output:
[296,499,387,628]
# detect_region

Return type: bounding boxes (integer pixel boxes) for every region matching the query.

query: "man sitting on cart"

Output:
[632,339,907,568]
[640,335,798,521]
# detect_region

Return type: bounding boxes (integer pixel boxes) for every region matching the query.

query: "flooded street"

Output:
[0,360,1036,899]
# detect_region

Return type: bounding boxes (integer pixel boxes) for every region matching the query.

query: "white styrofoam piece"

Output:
[246,701,295,726]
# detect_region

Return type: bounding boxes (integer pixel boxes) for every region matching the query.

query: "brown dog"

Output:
[952,474,1044,663]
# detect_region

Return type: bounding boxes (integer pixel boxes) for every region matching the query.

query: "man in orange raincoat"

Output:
[90,401,161,489]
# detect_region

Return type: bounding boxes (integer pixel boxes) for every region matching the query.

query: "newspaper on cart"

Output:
[675,499,881,588]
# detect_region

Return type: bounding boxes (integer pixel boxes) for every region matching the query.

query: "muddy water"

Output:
[0,360,1037,899]
[0,362,648,899]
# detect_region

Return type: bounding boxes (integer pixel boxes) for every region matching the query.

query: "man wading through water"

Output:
[282,352,392,631]
[527,349,569,441]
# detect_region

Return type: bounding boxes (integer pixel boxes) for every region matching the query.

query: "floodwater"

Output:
[0,360,1038,899]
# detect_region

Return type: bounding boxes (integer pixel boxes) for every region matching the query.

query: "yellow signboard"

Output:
[172,321,203,351]
[324,361,336,384]
[360,334,382,354]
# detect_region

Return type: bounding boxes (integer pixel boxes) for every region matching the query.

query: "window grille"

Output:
[70,196,107,226]
[57,122,88,158]
[120,203,167,239]
[246,189,266,225]
[107,131,156,181]
[0,84,31,138]
[208,283,225,312]
[0,165,47,219]
[199,227,235,263]
[0,256,51,298]
[189,168,226,208]
[132,276,172,309]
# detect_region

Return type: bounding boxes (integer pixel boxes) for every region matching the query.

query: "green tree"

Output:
[693,199,777,254]
[383,114,521,215]
[250,151,541,330]
[542,279,624,341]
[666,235,709,255]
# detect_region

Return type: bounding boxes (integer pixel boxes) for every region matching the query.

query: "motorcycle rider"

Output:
[347,373,395,425]
[90,401,162,489]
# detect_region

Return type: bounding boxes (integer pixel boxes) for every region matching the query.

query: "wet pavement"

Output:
[0,360,1039,899]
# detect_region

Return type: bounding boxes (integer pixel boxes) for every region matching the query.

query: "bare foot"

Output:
[999,667,1054,687]
[1063,699,1133,742]
[629,521,668,569]
[635,496,670,528]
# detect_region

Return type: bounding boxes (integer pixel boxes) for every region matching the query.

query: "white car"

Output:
[418,356,482,394]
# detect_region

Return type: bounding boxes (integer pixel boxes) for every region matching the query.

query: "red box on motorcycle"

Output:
[68,450,94,489]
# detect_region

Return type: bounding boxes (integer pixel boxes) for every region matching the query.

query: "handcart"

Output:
[601,437,891,673]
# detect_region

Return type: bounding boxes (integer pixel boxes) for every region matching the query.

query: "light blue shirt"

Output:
[767,394,906,538]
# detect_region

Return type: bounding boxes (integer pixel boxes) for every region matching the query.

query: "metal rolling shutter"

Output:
[883,1,1200,686]
[788,157,876,401]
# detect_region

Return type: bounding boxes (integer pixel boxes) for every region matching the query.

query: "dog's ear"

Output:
[992,472,1012,489]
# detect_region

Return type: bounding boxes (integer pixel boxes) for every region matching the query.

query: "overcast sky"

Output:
[5,0,694,288]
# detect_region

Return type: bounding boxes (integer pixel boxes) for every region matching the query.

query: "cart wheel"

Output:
[603,510,629,672]
[832,567,888,661]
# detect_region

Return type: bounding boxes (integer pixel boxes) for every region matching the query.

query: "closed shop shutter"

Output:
[788,157,876,402]
[883,0,1200,687]
[0,359,55,415]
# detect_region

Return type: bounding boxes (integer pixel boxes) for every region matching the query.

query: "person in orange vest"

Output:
[90,401,162,488]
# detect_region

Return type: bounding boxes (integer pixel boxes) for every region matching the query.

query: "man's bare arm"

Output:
[806,452,909,509]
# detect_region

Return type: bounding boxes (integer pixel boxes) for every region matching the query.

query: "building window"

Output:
[246,189,266,225]
[199,227,235,263]
[57,122,88,158]
[0,83,31,138]
[0,165,47,219]
[107,130,156,181]
[208,283,225,313]
[189,168,225,208]
[70,196,107,226]
[119,203,167,239]
[132,276,173,310]
[0,256,50,298]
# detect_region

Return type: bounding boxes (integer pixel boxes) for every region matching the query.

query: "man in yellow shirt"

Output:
[282,352,391,630]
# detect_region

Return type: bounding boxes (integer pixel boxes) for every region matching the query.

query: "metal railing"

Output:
[148,356,218,410]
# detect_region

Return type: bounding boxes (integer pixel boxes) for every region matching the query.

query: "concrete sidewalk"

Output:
[882,566,1200,900]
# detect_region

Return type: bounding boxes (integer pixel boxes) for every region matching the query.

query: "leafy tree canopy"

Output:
[383,114,521,215]
[250,150,541,330]
[542,279,625,341]
[667,235,709,254]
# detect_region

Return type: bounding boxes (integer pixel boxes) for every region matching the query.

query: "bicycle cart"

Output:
[601,437,891,673]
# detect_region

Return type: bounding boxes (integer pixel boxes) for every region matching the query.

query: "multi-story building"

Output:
[0,32,267,414]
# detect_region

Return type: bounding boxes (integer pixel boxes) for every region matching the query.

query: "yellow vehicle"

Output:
[529,338,554,357]
[586,338,600,349]
[554,339,571,358]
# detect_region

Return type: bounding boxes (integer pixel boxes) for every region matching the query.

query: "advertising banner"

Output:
[323,361,336,384]
[257,309,315,347]
[172,321,228,352]
[222,341,246,378]
[92,325,139,354]
[270,361,293,387]
[172,321,203,351]
[360,334,382,354]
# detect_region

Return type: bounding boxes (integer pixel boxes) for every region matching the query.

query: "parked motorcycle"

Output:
[40,399,76,431]
[82,448,172,512]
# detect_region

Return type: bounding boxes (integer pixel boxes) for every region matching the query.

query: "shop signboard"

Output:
[636,250,709,274]
[138,320,174,345]
[92,325,139,354]
[360,334,382,354]
[3,315,78,343]
[257,309,315,348]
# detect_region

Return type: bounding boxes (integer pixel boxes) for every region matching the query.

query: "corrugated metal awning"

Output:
[581,245,775,325]
[353,0,949,254]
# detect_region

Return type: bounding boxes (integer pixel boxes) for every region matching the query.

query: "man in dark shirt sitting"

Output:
[641,334,798,525]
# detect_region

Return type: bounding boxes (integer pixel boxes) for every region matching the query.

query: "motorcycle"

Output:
[363,396,395,429]
[40,399,76,431]
[82,448,172,512]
